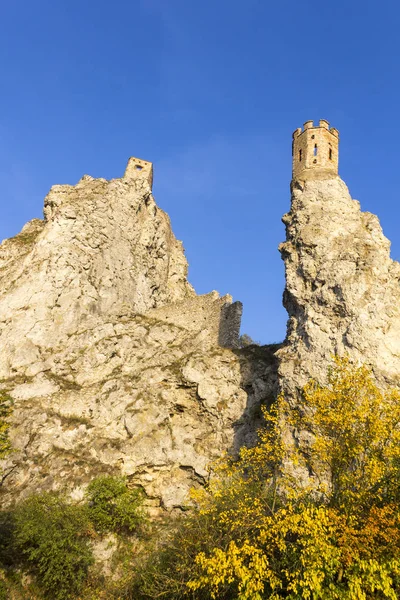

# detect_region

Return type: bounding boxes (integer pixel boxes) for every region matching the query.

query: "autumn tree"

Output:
[133,357,400,600]
[296,357,400,512]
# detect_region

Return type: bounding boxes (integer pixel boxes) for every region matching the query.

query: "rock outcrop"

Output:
[0,158,274,511]
[276,120,400,406]
[278,174,400,401]
[0,159,194,376]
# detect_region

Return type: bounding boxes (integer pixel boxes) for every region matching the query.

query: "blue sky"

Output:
[1,0,399,344]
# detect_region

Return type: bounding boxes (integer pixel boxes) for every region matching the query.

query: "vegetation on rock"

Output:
[2,359,400,599]
[12,494,93,600]
[0,477,145,599]
[238,333,259,347]
[86,475,145,534]
[131,357,400,599]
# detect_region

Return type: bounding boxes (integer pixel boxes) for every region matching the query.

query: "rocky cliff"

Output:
[0,158,274,511]
[2,139,400,513]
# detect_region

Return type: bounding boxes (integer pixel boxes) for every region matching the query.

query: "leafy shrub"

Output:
[86,476,145,534]
[0,577,7,600]
[0,510,17,568]
[13,493,94,600]
[0,477,145,598]
[129,509,235,600]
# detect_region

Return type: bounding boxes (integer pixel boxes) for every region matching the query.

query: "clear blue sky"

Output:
[1,0,399,344]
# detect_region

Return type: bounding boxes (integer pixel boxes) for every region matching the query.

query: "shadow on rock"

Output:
[231,343,281,453]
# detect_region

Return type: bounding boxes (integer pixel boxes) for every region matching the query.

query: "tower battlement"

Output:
[124,157,153,189]
[292,120,339,180]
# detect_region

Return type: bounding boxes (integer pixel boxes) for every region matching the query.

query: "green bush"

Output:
[238,333,259,347]
[0,578,7,600]
[13,493,94,600]
[86,476,145,535]
[0,510,16,568]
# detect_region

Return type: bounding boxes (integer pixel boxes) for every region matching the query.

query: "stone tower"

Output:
[124,156,153,189]
[292,120,339,180]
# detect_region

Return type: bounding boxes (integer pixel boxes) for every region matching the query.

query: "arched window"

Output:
[329,148,333,160]
[314,144,318,156]
[299,149,302,161]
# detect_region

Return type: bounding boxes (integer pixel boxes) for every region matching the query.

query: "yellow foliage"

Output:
[186,357,400,599]
[295,356,400,512]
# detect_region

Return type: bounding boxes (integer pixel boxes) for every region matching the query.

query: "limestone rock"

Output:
[278,174,400,398]
[0,158,273,511]
[0,160,195,377]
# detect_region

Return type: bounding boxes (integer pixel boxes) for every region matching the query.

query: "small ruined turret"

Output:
[292,119,339,180]
[124,156,153,189]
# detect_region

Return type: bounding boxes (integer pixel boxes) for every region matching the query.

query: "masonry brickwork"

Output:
[146,292,242,349]
[292,119,339,180]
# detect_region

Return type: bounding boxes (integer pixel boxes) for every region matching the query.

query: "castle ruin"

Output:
[124,156,154,188]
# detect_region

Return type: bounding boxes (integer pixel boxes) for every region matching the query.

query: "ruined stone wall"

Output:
[124,156,153,189]
[146,292,242,348]
[219,300,243,348]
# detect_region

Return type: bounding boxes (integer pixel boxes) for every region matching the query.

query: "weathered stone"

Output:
[0,157,272,511]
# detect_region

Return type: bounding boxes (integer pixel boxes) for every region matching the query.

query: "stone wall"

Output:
[219,300,243,348]
[123,156,153,189]
[146,292,242,348]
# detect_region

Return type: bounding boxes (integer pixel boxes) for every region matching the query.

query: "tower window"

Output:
[135,165,143,171]
[314,144,318,156]
[329,148,333,160]
[299,149,302,162]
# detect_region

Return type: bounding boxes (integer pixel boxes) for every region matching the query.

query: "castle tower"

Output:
[292,120,339,180]
[124,157,153,189]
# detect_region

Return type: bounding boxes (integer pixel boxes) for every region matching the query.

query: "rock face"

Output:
[0,157,274,510]
[0,159,194,376]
